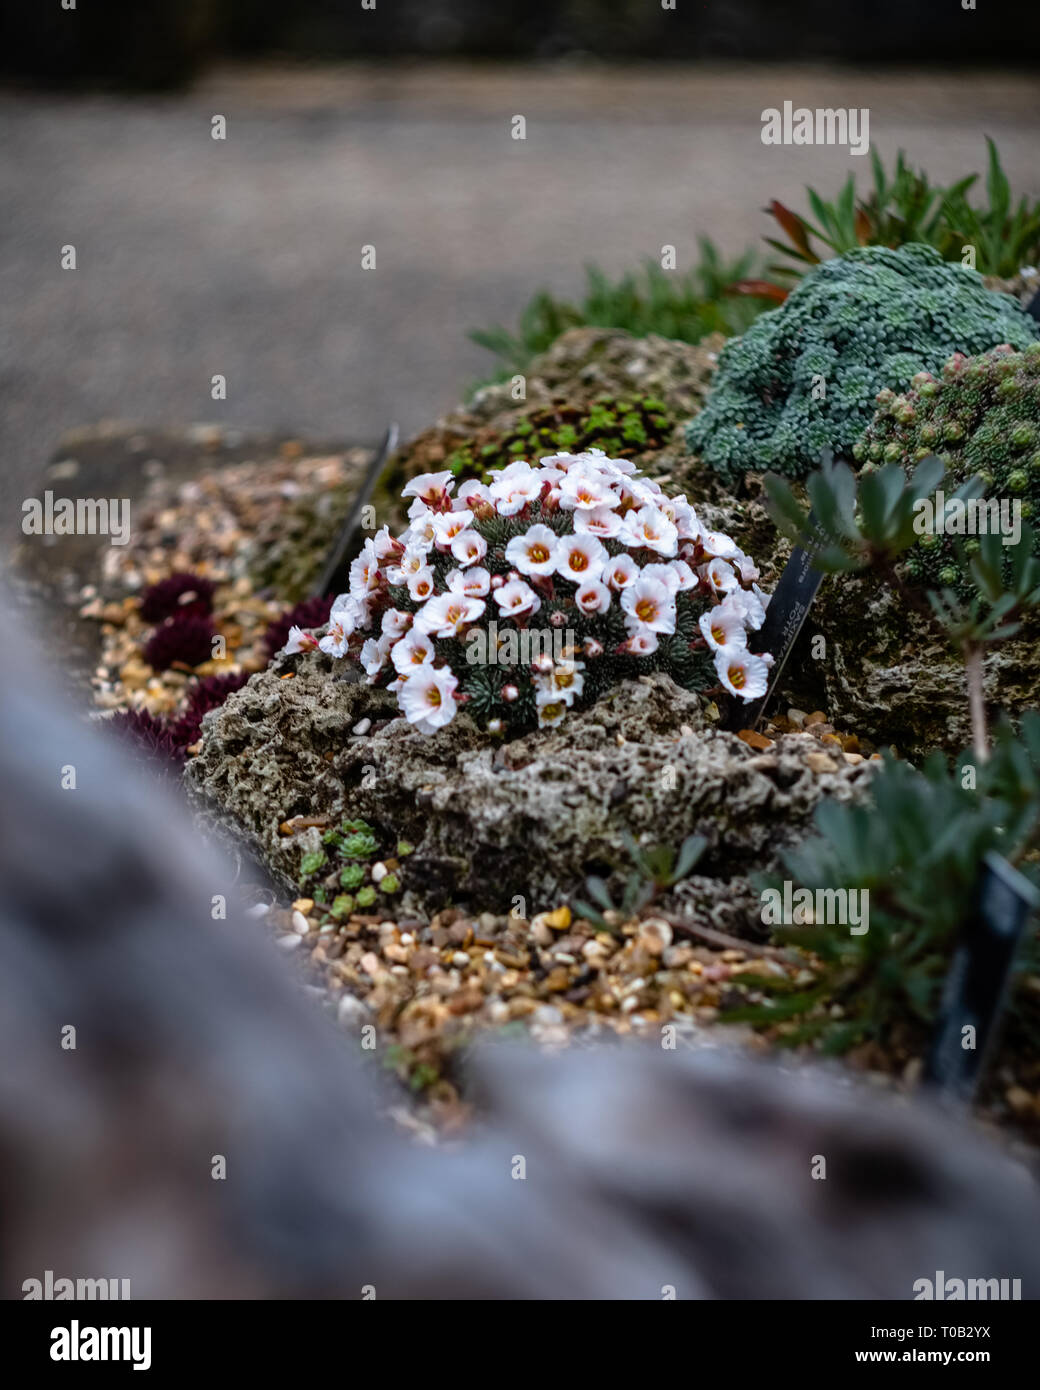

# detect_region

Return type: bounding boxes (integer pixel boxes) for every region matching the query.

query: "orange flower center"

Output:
[635,599,656,622]
[427,687,442,708]
[729,665,746,689]
[570,552,588,571]
[530,545,548,563]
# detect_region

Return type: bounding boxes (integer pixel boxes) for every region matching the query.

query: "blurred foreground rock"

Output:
[3,604,1040,1298]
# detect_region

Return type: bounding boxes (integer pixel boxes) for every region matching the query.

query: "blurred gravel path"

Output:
[2,62,1039,537]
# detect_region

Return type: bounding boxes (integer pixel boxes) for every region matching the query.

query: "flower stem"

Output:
[965,643,989,763]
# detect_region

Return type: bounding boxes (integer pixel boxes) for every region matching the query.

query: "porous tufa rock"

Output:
[186,655,871,928]
[785,568,1040,760]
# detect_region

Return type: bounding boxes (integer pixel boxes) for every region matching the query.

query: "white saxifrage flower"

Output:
[431,509,474,547]
[391,629,435,673]
[446,565,491,598]
[398,664,459,732]
[698,604,748,652]
[574,579,612,615]
[319,597,362,657]
[620,504,678,556]
[504,524,559,577]
[724,586,767,631]
[349,541,381,596]
[415,592,485,638]
[558,470,615,511]
[450,529,488,568]
[401,471,454,505]
[493,578,541,618]
[555,534,608,583]
[574,503,623,540]
[621,576,676,635]
[550,660,585,704]
[714,645,770,701]
[381,607,412,639]
[620,629,659,655]
[281,625,319,655]
[536,695,568,728]
[603,552,639,590]
[701,530,739,560]
[641,562,682,596]
[407,567,436,603]
[326,449,767,734]
[360,633,394,681]
[703,556,739,598]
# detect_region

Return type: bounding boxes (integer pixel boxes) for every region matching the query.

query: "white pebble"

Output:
[371,862,387,884]
[352,718,372,735]
[291,910,310,935]
[276,934,301,952]
[337,994,369,1028]
[246,902,271,919]
[451,950,470,968]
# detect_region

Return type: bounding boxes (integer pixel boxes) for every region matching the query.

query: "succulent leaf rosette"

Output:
[283,451,772,734]
[686,244,1039,482]
[854,342,1040,594]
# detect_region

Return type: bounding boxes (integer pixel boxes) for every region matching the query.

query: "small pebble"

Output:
[352,718,372,735]
[337,994,369,1029]
[276,934,302,952]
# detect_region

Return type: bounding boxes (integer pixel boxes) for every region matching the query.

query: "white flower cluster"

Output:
[282,450,772,733]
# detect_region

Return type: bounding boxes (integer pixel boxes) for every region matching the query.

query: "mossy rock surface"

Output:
[376,326,725,525]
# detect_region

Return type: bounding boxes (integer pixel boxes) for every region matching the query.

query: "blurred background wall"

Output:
[3,0,1040,89]
[2,1,1038,545]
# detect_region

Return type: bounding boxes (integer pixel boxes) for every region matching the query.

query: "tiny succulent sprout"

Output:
[319,451,768,732]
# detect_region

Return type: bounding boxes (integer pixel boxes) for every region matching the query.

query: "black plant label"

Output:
[724,507,835,732]
[313,423,400,599]
[925,851,1039,1104]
